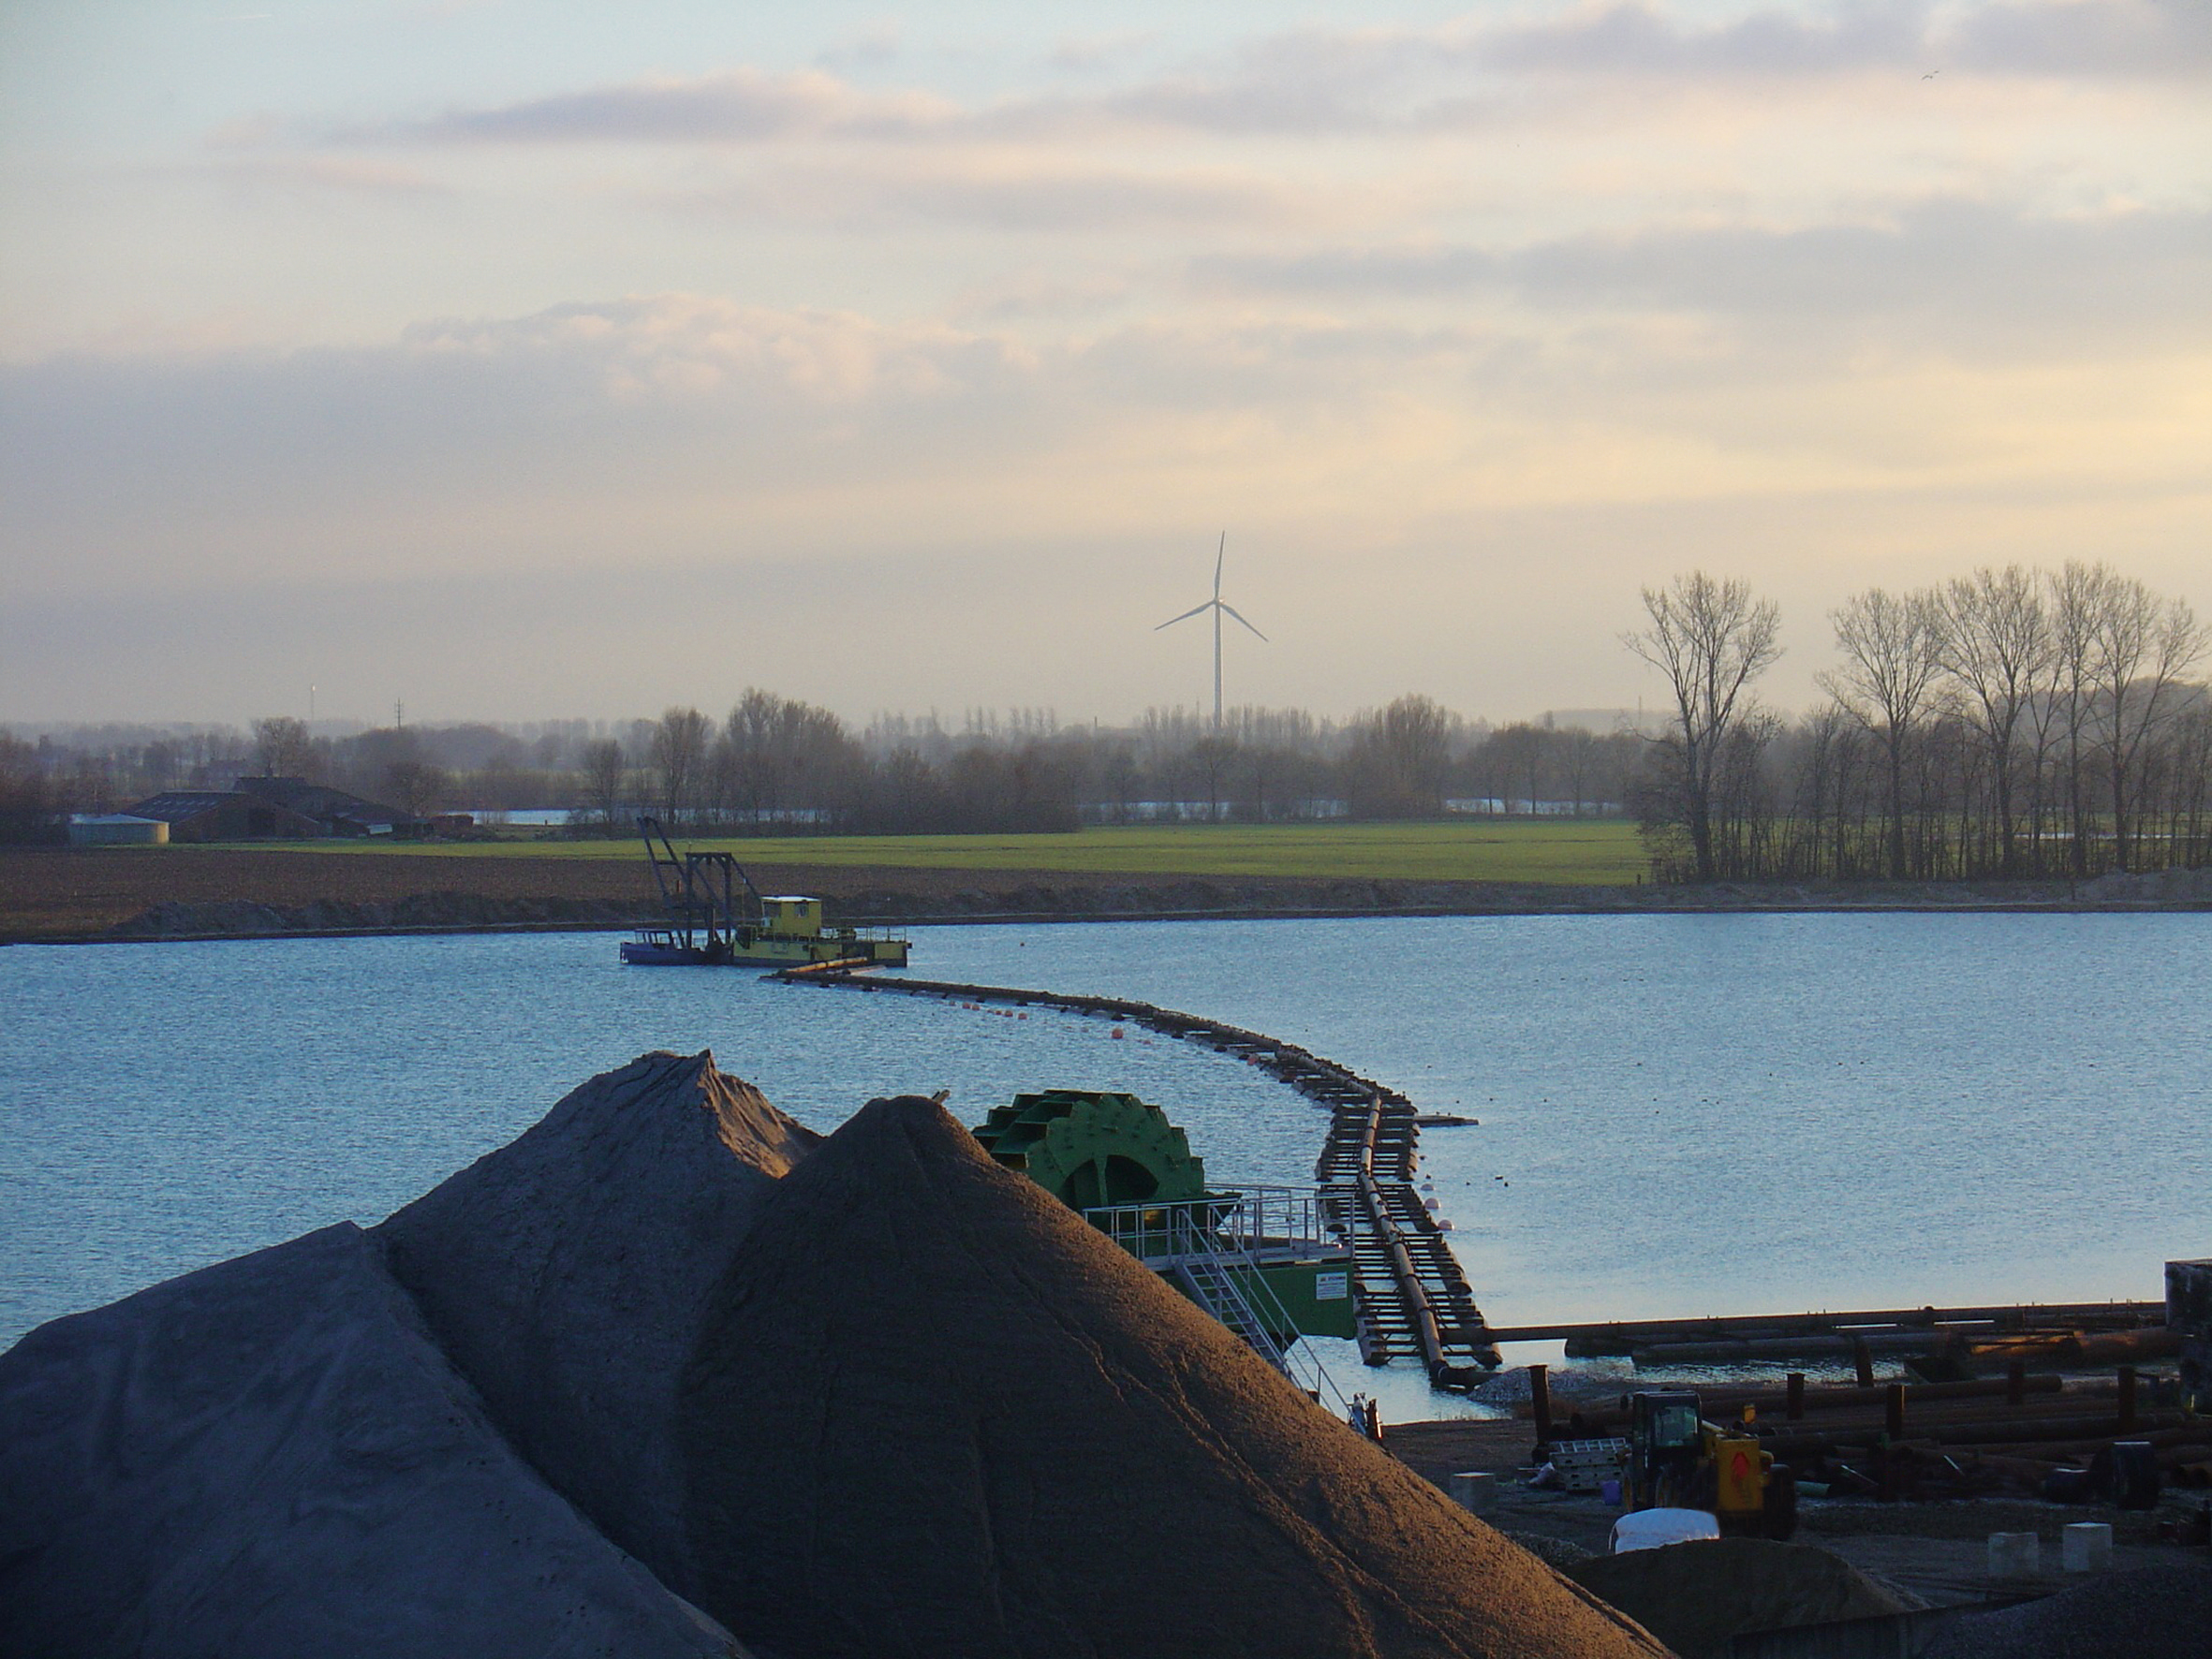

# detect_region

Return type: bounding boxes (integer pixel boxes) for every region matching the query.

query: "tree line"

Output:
[1627,565,2210,882]
[0,698,1643,842]
[582,694,1641,835]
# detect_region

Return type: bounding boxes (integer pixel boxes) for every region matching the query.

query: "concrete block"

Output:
[1988,1532,2041,1578]
[1448,1471,1497,1513]
[2062,1521,2113,1572]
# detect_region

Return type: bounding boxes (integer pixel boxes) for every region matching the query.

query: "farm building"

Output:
[128,790,331,843]
[127,778,424,843]
[233,776,423,837]
[66,814,170,846]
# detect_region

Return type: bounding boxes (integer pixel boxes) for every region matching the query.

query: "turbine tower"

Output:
[1156,533,1267,728]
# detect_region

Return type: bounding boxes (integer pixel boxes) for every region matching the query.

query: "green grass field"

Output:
[254,820,1648,886]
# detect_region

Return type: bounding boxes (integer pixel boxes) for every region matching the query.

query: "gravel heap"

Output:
[378,1050,816,1582]
[0,1221,739,1659]
[1922,1563,2212,1658]
[2,1056,1696,1659]
[1568,1536,1921,1659]
[677,1094,1669,1659]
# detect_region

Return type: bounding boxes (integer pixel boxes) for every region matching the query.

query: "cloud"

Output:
[1482,2,1928,77]
[815,22,902,72]
[1199,200,2212,357]
[1953,0,2212,77]
[0,295,1055,600]
[7,282,2207,724]
[198,154,453,198]
[352,67,956,146]
[1482,0,2208,81]
[300,2,2208,161]
[669,157,1302,232]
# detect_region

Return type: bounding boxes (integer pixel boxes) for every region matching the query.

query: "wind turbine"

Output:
[1156,533,1266,728]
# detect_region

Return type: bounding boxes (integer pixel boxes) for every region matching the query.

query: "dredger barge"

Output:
[618,816,909,968]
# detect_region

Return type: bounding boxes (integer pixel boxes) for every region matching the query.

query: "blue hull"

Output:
[619,940,713,966]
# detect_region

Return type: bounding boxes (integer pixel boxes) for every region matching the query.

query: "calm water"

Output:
[6,914,2206,1407]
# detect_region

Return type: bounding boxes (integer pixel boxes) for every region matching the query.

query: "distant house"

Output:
[67,813,170,846]
[127,777,426,843]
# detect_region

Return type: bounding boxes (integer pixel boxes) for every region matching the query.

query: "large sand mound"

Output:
[377,1050,816,1581]
[676,1094,1668,1659]
[1569,1537,1918,1658]
[0,1222,741,1659]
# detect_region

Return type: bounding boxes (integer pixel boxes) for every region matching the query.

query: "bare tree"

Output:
[2050,562,2108,876]
[1622,572,1782,881]
[1188,735,1238,822]
[2087,575,2210,870]
[252,716,314,778]
[649,706,711,827]
[384,759,448,822]
[1939,566,2052,875]
[1349,694,1459,817]
[1558,727,1599,815]
[1822,587,1945,880]
[578,738,627,830]
[1487,723,1549,815]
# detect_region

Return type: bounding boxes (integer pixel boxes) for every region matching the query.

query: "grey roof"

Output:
[233,777,417,827]
[129,791,245,821]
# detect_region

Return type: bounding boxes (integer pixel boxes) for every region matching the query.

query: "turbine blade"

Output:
[1218,602,1268,641]
[1214,532,1225,597]
[1155,602,1213,630]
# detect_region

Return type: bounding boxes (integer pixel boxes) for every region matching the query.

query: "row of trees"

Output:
[1628,565,2211,881]
[598,693,1641,834]
[2,699,1643,842]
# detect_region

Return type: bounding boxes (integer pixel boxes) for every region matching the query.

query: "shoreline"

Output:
[5,844,2204,946]
[12,882,2209,946]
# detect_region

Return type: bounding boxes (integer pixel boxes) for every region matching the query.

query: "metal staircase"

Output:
[1090,1193,1348,1415]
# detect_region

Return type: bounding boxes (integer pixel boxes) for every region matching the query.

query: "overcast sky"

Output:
[3,0,2206,727]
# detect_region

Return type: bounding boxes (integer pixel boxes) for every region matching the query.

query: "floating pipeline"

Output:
[776,964,1502,1386]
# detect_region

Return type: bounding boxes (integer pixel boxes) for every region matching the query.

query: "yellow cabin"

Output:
[761,897,824,936]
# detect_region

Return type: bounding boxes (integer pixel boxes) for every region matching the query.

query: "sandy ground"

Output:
[1383,1417,2202,1608]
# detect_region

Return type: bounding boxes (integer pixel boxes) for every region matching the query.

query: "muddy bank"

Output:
[2,845,2205,944]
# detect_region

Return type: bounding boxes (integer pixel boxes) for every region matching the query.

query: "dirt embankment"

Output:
[3,847,2205,944]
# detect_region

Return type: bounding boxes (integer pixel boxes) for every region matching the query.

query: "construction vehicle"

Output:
[1628,1388,1795,1539]
[618,816,909,967]
[971,1090,1356,1374]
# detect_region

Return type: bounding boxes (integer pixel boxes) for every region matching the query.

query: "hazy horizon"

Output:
[6,0,2207,727]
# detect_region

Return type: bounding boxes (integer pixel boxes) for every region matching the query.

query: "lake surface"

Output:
[5,914,2205,1413]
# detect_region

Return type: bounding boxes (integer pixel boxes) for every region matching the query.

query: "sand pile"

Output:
[1921,1563,2212,1658]
[377,1050,818,1580]
[676,1095,1668,1659]
[0,1222,740,1658]
[1568,1537,1920,1659]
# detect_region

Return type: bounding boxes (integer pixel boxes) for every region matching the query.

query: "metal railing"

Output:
[1083,1187,1349,1416]
[1082,1185,1334,1270]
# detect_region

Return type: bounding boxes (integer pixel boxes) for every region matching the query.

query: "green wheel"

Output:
[970,1090,1207,1211]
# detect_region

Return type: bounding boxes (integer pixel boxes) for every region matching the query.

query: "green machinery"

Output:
[971,1090,1358,1359]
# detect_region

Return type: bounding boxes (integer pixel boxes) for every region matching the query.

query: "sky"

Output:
[2,0,2207,728]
